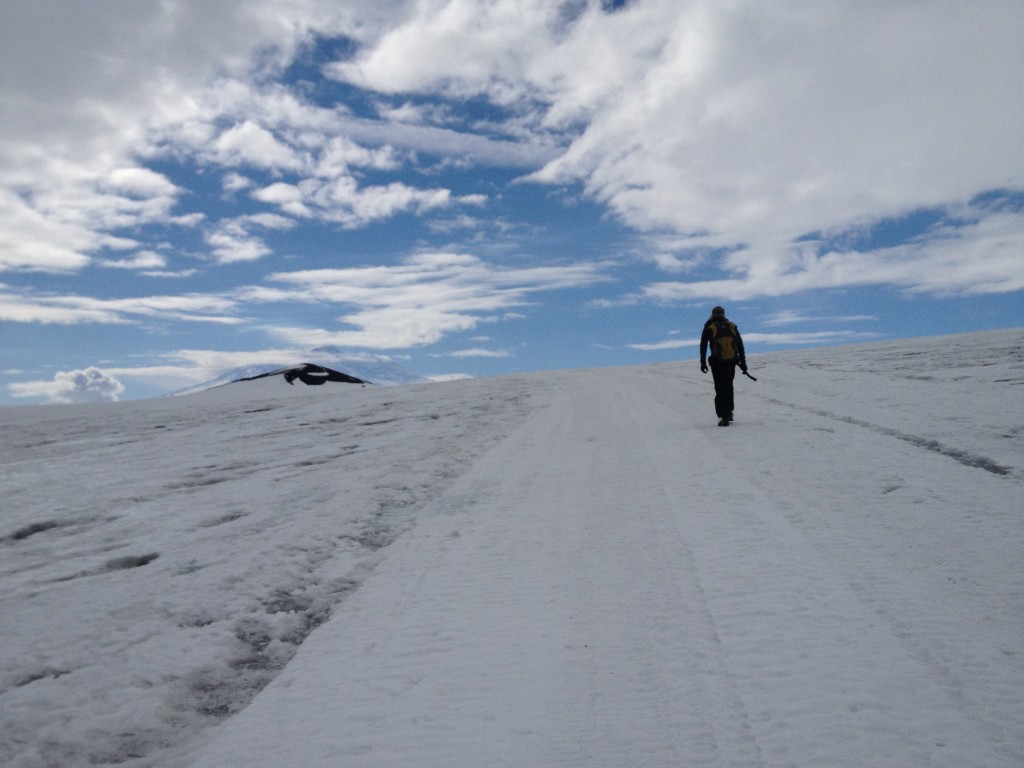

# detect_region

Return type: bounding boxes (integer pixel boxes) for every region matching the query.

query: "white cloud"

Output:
[315,136,402,175]
[0,2,567,280]
[327,0,568,105]
[0,292,127,325]
[204,213,297,264]
[0,290,242,325]
[214,121,304,170]
[639,207,1024,301]
[245,213,296,230]
[205,226,271,264]
[97,345,413,390]
[330,0,1024,298]
[2,0,1021,307]
[0,190,94,272]
[252,183,312,217]
[141,269,200,279]
[449,348,510,358]
[106,168,179,198]
[335,113,560,168]
[110,347,310,385]
[0,2,364,276]
[252,174,475,229]
[627,338,693,352]
[102,294,242,322]
[534,3,1023,227]
[0,157,184,274]
[99,251,168,270]
[10,367,125,403]
[304,177,453,227]
[741,331,879,347]
[629,329,877,352]
[264,252,610,348]
[222,172,254,194]
[762,310,876,327]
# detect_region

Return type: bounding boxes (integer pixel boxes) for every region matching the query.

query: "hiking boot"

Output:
[718,418,729,427]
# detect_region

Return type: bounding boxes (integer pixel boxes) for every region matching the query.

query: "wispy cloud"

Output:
[629,330,877,352]
[762,310,877,327]
[263,252,611,349]
[638,206,1024,301]
[98,251,169,270]
[0,290,242,325]
[449,348,511,359]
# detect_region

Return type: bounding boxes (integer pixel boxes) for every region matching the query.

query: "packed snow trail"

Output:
[185,365,1020,768]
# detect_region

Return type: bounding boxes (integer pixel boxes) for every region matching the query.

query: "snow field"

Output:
[1,328,1022,766]
[189,332,1023,767]
[0,376,533,767]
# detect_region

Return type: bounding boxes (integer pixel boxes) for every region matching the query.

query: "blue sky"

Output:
[2,1,1022,404]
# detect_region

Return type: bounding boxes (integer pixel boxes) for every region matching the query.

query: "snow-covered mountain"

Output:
[1,329,1021,768]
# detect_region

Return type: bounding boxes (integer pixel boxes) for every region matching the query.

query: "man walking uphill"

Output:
[700,306,748,427]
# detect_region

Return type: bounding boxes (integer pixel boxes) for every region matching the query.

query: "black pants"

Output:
[709,359,736,419]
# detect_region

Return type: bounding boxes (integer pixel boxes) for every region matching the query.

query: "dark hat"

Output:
[711,305,725,317]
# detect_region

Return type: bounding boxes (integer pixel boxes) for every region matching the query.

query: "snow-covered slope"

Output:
[1,329,1021,767]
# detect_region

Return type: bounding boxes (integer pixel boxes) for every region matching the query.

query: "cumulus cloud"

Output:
[0,157,184,274]
[106,168,180,198]
[0,2,363,275]
[205,226,273,264]
[0,190,94,272]
[0,1,567,278]
[252,175,467,229]
[213,121,305,170]
[330,0,1024,298]
[5,1,1022,293]
[202,212,298,264]
[10,367,125,403]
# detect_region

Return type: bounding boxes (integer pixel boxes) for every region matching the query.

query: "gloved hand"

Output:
[700,359,708,374]
[739,361,748,373]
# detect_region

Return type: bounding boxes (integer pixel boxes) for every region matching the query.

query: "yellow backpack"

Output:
[708,320,739,361]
